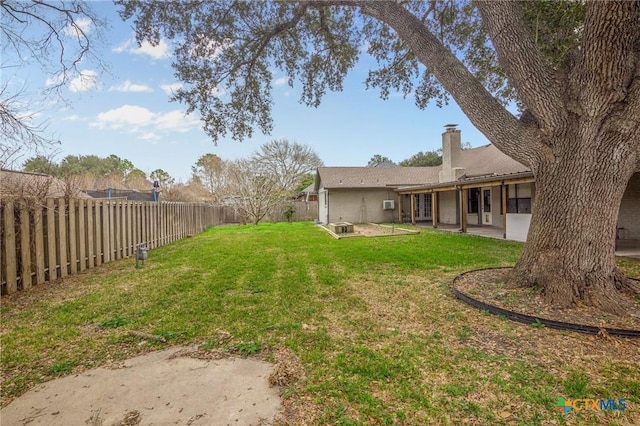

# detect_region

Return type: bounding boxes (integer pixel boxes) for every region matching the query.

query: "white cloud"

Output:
[45,74,64,87]
[69,70,99,92]
[136,39,170,59]
[140,132,160,141]
[91,105,200,139]
[63,114,81,121]
[160,83,183,95]
[109,80,153,93]
[210,86,225,97]
[112,39,133,54]
[274,77,288,87]
[156,110,200,133]
[92,105,156,130]
[113,38,170,60]
[62,17,92,37]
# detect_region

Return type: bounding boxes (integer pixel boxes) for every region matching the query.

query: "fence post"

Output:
[4,200,17,293]
[78,199,86,272]
[86,200,95,269]
[95,200,103,266]
[58,199,68,278]
[19,202,32,289]
[68,199,77,274]
[108,200,115,262]
[127,201,133,257]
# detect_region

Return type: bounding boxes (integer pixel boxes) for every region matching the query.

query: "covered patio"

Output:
[422,223,640,259]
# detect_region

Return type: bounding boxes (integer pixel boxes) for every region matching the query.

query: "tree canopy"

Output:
[399,150,442,167]
[119,1,640,313]
[23,154,136,178]
[367,155,395,167]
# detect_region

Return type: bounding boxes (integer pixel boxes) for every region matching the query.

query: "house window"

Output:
[507,183,532,213]
[483,189,491,213]
[468,188,480,213]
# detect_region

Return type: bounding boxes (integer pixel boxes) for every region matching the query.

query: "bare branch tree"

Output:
[251,139,324,196]
[0,0,107,166]
[222,159,285,225]
[191,153,230,201]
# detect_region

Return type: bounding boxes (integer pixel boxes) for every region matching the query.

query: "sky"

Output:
[5,1,491,183]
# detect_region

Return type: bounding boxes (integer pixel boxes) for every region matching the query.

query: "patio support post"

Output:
[431,191,438,229]
[461,188,468,233]
[410,193,416,225]
[501,183,508,239]
[398,194,402,223]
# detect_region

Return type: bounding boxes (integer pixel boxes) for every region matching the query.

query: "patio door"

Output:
[482,188,492,225]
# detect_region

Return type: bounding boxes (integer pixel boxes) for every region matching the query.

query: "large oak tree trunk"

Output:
[509,127,639,314]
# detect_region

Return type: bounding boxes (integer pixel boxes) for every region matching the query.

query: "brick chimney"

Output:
[438,124,465,183]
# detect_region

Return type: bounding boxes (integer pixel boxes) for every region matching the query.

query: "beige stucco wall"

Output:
[326,188,399,224]
[618,172,640,239]
[318,190,329,224]
[438,191,458,225]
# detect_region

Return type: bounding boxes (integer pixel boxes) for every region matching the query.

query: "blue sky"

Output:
[8,1,490,182]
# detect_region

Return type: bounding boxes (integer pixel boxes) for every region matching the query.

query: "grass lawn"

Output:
[1,222,639,425]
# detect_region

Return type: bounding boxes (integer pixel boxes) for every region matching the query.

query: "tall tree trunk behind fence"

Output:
[0,199,225,295]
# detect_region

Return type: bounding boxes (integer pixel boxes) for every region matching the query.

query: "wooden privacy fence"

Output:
[0,198,225,295]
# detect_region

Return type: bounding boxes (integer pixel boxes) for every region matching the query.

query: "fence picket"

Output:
[87,200,95,269]
[34,205,45,285]
[78,199,86,272]
[46,199,57,280]
[3,201,18,293]
[58,199,68,278]
[95,200,102,266]
[68,199,77,274]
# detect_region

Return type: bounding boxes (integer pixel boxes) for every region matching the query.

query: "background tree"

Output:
[104,155,135,177]
[223,159,283,225]
[399,150,442,167]
[250,139,324,196]
[57,154,136,181]
[295,173,316,194]
[119,1,640,313]
[367,154,395,167]
[149,169,175,189]
[125,168,151,189]
[22,155,61,176]
[1,1,105,167]
[191,153,228,200]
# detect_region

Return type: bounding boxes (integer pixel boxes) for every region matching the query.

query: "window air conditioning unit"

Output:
[382,200,395,210]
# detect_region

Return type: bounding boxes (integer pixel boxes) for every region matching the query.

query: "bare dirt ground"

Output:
[0,346,282,426]
[323,223,419,238]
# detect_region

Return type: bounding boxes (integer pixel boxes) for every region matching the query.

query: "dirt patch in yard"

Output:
[322,223,419,238]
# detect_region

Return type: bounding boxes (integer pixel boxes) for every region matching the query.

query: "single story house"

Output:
[0,169,89,199]
[315,126,639,242]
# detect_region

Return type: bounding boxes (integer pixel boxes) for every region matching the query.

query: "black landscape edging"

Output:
[451,268,640,338]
